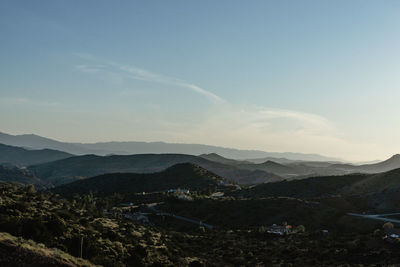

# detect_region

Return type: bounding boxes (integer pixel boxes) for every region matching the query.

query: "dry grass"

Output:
[0,232,98,267]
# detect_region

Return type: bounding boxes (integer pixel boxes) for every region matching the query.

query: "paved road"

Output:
[348,212,400,224]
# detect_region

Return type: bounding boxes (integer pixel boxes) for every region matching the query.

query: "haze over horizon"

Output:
[2,1,400,161]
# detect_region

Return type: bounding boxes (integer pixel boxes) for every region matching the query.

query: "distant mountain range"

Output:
[201,153,400,179]
[330,154,400,174]
[0,143,73,166]
[28,153,282,186]
[2,139,400,187]
[0,131,342,162]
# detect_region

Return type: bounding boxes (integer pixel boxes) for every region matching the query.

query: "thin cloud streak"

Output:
[73,53,374,159]
[116,64,225,103]
[75,54,225,103]
[0,97,63,108]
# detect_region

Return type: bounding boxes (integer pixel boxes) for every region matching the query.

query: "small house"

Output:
[266,224,292,235]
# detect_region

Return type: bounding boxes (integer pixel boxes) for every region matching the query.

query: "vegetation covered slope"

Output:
[235,168,400,213]
[28,154,282,186]
[199,153,250,165]
[0,143,73,166]
[0,232,96,267]
[0,183,192,266]
[0,165,45,187]
[239,168,400,198]
[52,163,227,197]
[1,181,400,266]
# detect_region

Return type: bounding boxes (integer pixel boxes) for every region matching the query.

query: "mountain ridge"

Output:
[0,143,73,166]
[0,131,342,162]
[28,153,282,186]
[52,163,227,198]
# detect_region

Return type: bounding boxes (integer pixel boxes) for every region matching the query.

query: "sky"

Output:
[1,1,400,161]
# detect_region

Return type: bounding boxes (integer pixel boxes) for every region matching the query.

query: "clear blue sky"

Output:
[1,0,400,161]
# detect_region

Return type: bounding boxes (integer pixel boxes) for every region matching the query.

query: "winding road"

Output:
[348,212,400,224]
[147,204,214,229]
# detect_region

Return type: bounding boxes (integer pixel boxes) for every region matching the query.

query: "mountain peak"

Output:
[165,162,205,173]
[200,153,224,158]
[261,160,282,166]
[388,154,400,161]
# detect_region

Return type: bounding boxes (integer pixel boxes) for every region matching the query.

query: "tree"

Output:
[383,222,394,231]
[25,184,36,194]
[294,225,306,233]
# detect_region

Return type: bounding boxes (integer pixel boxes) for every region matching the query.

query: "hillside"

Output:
[237,173,368,199]
[52,163,226,197]
[238,160,300,177]
[28,154,282,186]
[235,168,400,212]
[240,155,400,180]
[0,143,73,166]
[0,165,45,187]
[331,154,400,174]
[0,232,96,267]
[199,153,249,165]
[3,182,399,266]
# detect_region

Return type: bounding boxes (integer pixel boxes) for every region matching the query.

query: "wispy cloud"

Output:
[74,53,225,103]
[72,53,382,160]
[0,97,62,108]
[75,64,104,74]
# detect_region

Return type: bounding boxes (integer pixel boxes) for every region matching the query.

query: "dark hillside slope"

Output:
[52,163,225,197]
[0,232,95,267]
[236,168,400,212]
[0,165,45,187]
[238,160,301,177]
[159,197,341,230]
[340,168,400,195]
[238,173,368,199]
[199,153,249,165]
[0,143,72,166]
[29,154,282,186]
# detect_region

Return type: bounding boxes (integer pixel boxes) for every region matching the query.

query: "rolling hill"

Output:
[199,153,250,165]
[331,154,400,174]
[240,154,400,179]
[28,154,282,186]
[235,168,400,212]
[237,160,300,177]
[0,165,46,187]
[52,163,226,197]
[0,143,73,166]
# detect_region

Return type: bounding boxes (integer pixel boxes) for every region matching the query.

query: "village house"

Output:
[210,192,224,198]
[266,224,292,236]
[168,188,190,194]
[177,194,193,200]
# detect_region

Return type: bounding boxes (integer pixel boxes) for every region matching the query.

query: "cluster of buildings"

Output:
[266,224,292,235]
